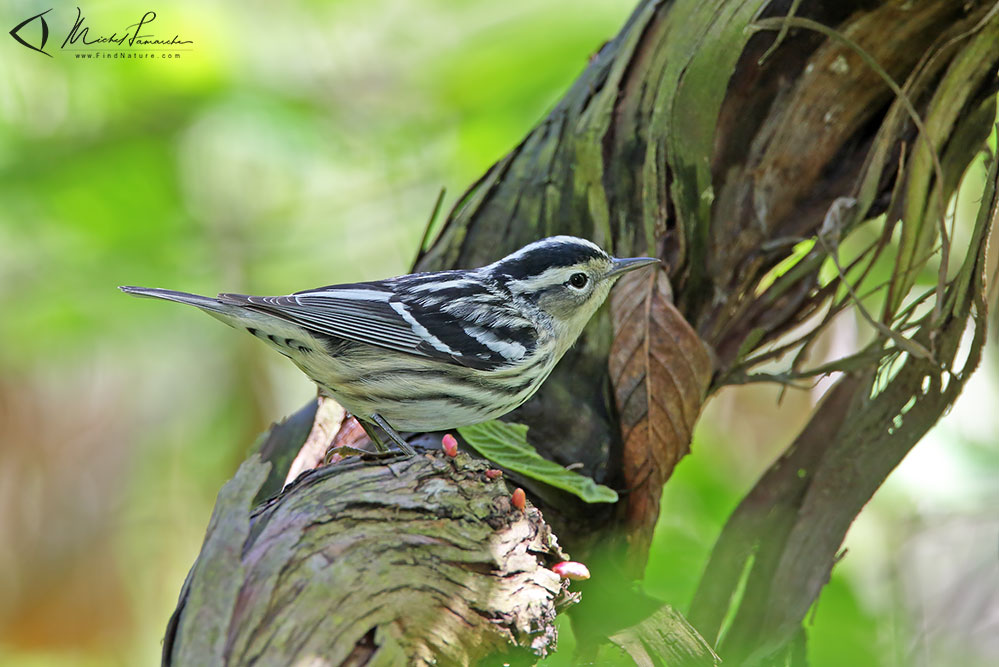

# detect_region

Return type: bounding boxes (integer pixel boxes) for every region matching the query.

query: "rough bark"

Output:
[167,0,998,663]
[166,448,576,666]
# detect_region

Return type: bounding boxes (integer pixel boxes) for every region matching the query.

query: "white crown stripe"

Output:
[489,235,603,266]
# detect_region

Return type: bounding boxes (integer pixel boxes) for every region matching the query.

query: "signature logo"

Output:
[9,9,53,57]
[9,7,193,58]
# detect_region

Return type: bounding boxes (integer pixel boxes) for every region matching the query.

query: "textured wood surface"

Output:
[165,451,575,666]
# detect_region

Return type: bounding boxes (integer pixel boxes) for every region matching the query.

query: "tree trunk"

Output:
[164,0,998,664]
[165,446,574,665]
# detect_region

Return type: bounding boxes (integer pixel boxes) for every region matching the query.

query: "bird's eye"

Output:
[568,272,589,289]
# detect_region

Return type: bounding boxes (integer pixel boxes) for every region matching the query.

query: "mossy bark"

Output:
[165,449,577,666]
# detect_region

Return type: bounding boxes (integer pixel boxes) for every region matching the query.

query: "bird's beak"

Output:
[605,256,660,279]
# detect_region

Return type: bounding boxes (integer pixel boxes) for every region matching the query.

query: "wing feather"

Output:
[219,289,430,358]
[217,280,537,371]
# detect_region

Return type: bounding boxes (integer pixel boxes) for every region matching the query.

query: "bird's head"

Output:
[488,236,659,348]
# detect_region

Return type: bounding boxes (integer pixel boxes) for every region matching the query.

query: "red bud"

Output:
[485,469,503,480]
[511,487,526,511]
[442,433,458,457]
[552,561,590,581]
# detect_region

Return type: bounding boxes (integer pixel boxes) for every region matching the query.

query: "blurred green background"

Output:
[0,1,995,665]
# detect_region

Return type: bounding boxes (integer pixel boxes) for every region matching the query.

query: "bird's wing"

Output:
[218,277,537,371]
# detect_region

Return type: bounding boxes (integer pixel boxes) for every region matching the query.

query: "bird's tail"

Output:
[119,286,232,315]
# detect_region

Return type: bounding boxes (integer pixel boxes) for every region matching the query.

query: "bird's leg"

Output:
[370,413,417,457]
[358,419,391,453]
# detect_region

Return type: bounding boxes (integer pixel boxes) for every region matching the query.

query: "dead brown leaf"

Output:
[609,267,713,571]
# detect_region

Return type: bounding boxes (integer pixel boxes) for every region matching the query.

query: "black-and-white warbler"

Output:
[121,236,657,456]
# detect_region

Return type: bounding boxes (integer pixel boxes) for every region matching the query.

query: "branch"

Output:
[690,125,998,664]
[164,450,576,665]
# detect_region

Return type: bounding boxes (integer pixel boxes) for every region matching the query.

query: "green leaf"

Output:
[457,420,619,504]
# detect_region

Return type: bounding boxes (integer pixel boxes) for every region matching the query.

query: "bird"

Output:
[121,236,658,456]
